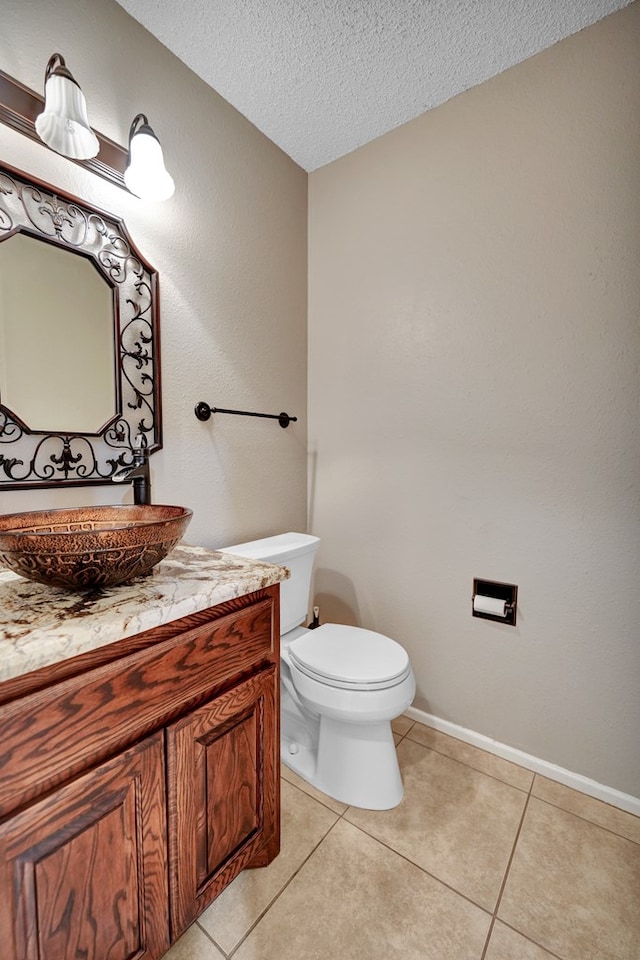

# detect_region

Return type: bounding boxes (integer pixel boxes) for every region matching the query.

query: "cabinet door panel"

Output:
[168,666,279,937]
[205,705,258,874]
[0,733,168,960]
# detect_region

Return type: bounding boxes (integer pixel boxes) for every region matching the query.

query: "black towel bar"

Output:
[194,401,297,429]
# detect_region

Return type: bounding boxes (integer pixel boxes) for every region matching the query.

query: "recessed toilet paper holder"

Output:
[472,579,518,626]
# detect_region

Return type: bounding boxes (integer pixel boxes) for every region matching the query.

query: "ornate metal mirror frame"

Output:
[0,161,161,490]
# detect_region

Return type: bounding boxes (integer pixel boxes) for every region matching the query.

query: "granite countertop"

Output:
[0,543,288,684]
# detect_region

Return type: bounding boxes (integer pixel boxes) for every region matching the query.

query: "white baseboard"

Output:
[405,706,640,818]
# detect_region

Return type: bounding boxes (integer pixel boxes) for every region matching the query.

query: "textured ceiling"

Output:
[115,0,632,171]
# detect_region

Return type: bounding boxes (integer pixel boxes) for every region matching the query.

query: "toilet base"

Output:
[281,697,319,784]
[281,700,404,810]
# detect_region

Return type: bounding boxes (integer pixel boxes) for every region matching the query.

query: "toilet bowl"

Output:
[219,533,415,809]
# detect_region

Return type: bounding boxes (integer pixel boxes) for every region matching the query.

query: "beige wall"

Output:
[0,0,308,548]
[309,4,640,797]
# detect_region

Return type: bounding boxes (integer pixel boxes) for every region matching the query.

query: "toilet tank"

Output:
[218,532,320,636]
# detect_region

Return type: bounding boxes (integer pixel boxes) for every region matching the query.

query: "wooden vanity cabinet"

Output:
[0,585,281,960]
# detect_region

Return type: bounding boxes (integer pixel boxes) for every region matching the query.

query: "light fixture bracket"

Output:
[129,113,158,143]
[44,53,78,86]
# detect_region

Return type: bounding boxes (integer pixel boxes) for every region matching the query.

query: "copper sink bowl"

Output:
[0,505,193,589]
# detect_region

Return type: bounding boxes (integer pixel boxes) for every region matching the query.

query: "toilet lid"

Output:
[288,623,410,688]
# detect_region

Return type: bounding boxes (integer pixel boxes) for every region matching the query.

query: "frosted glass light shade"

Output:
[35,60,99,160]
[124,120,175,201]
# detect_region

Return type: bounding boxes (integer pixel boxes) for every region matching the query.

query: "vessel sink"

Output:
[0,504,193,589]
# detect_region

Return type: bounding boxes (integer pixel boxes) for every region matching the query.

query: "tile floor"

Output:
[163,717,640,960]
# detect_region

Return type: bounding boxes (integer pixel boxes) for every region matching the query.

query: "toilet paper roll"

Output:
[473,595,508,617]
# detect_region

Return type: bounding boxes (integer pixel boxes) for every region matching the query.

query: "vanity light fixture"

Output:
[124,113,175,202]
[34,53,99,160]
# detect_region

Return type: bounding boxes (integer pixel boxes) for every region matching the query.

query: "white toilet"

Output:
[219,532,415,809]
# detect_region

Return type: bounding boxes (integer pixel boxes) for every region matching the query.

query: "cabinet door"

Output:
[167,666,279,937]
[0,733,169,960]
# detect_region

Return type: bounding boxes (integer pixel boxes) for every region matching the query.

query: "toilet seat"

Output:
[287,624,411,691]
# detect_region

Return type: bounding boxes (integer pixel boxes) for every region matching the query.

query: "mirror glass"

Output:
[0,162,161,490]
[0,233,116,433]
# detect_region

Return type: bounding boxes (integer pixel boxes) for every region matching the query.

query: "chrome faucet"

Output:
[112,434,151,505]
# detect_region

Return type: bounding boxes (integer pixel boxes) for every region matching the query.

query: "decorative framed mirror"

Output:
[0,161,161,489]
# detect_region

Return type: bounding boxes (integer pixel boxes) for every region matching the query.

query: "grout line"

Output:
[281,771,348,816]
[479,783,533,960]
[342,816,493,917]
[496,920,566,960]
[480,916,497,959]
[403,724,534,784]
[196,919,229,958]
[529,792,640,847]
[225,818,342,959]
[401,732,533,795]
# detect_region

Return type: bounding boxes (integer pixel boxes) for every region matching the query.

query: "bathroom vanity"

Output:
[0,544,287,960]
